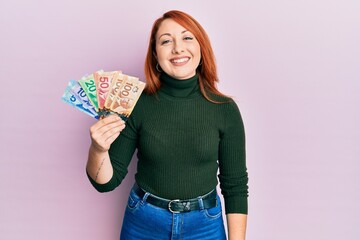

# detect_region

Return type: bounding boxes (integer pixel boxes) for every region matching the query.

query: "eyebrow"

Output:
[158,30,189,40]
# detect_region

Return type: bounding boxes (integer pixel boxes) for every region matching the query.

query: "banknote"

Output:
[78,73,99,112]
[63,70,145,120]
[104,73,126,110]
[94,70,120,111]
[110,75,145,119]
[67,80,98,116]
[61,86,99,119]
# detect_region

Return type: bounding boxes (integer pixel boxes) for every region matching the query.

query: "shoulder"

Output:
[205,91,238,108]
[206,92,240,113]
[206,91,232,103]
[210,96,244,129]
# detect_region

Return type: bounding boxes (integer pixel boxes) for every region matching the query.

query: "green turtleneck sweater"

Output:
[87,73,249,214]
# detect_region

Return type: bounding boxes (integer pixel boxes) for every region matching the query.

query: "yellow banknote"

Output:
[110,75,145,118]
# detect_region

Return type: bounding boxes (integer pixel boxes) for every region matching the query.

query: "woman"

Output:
[86,10,248,240]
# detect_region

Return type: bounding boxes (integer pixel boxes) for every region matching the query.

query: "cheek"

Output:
[155,47,168,62]
[192,49,201,62]
[157,54,167,63]
[190,44,201,59]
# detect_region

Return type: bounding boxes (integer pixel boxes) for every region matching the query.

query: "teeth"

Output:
[171,58,189,63]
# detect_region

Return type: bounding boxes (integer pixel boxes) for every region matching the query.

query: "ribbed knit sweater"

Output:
[87,73,249,214]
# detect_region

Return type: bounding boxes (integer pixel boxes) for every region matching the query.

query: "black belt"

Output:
[133,184,217,213]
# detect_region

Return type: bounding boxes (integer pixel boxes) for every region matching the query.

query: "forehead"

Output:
[156,19,188,37]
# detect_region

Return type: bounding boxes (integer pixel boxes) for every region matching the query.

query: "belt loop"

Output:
[134,182,151,202]
[142,192,150,202]
[197,196,204,210]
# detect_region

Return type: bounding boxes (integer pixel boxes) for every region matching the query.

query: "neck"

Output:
[159,72,200,98]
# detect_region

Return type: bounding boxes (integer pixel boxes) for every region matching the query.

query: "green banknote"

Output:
[78,73,99,112]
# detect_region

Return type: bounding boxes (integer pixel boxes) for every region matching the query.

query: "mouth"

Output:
[170,57,190,65]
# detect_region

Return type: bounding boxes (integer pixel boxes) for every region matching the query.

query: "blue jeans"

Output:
[120,187,226,240]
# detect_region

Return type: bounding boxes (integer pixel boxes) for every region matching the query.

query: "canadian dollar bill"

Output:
[104,73,126,111]
[61,85,99,119]
[63,70,145,120]
[78,73,99,112]
[67,80,98,116]
[94,70,120,111]
[110,74,145,119]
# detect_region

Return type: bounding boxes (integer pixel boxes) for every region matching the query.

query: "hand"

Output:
[89,114,126,153]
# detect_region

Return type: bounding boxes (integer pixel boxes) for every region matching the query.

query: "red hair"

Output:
[144,10,228,103]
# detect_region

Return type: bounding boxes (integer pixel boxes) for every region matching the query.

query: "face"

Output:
[120,98,133,109]
[155,19,201,80]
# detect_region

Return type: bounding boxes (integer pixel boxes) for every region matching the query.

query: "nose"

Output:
[172,40,184,54]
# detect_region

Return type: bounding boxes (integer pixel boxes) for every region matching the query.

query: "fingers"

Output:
[89,114,126,152]
[103,123,126,142]
[105,130,121,144]
[97,119,124,135]
[90,114,123,133]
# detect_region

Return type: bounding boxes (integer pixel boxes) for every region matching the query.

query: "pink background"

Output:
[1,0,359,239]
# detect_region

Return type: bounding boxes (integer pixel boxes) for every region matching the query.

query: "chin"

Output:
[172,72,196,80]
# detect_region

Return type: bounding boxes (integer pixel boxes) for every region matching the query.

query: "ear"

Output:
[153,51,158,60]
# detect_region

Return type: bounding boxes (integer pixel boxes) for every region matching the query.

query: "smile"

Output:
[170,57,190,64]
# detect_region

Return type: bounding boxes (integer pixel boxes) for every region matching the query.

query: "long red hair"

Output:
[144,10,228,103]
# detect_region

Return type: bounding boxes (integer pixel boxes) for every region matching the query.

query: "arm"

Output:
[226,213,247,240]
[86,114,125,184]
[86,146,112,184]
[218,100,249,237]
[86,95,143,192]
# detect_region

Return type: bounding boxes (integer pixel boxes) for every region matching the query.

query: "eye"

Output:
[161,39,171,45]
[184,36,194,40]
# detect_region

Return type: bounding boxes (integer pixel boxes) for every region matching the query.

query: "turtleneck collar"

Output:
[159,72,200,98]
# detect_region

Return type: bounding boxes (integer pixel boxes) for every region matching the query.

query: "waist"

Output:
[132,183,217,213]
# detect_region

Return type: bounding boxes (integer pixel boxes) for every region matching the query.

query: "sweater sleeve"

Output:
[218,100,249,214]
[86,106,139,192]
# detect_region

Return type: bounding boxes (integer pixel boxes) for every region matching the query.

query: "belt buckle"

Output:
[168,199,180,213]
